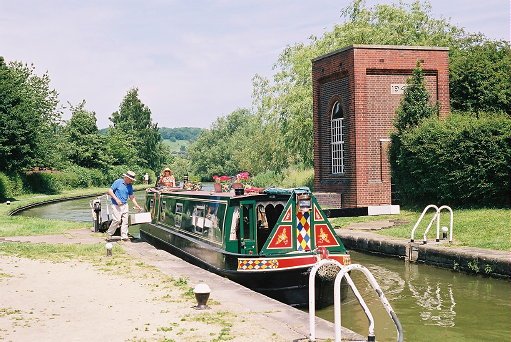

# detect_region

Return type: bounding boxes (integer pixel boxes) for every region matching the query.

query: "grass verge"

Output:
[331,207,510,251]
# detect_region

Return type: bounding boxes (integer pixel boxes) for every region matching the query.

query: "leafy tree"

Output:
[450,40,511,114]
[251,0,468,170]
[188,108,251,178]
[64,100,109,169]
[186,0,508,181]
[390,62,437,202]
[394,63,438,133]
[108,88,165,171]
[0,57,62,172]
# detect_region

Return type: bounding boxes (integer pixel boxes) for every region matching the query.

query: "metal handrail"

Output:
[410,204,438,242]
[437,205,454,242]
[410,204,454,244]
[422,211,439,244]
[308,259,374,341]
[334,264,403,342]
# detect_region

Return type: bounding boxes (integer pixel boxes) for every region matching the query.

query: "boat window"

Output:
[230,207,239,240]
[257,205,268,229]
[257,205,270,253]
[241,205,252,240]
[175,203,183,214]
[192,205,206,234]
[173,202,181,227]
[265,203,284,229]
[160,200,166,220]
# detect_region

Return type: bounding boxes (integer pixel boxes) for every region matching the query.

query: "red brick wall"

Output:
[313,45,449,208]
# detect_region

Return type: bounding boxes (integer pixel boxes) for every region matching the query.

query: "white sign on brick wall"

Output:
[390,84,408,94]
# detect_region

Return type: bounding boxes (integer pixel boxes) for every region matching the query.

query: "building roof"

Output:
[312,44,449,63]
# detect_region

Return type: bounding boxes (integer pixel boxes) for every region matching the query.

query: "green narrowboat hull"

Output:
[140,187,350,308]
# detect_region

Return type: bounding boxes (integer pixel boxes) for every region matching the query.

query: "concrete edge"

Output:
[122,241,366,341]
[336,229,511,279]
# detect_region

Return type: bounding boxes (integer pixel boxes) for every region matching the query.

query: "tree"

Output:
[251,0,468,170]
[394,63,438,133]
[390,62,437,203]
[450,40,511,114]
[108,88,165,170]
[0,57,62,172]
[64,101,109,169]
[188,108,252,179]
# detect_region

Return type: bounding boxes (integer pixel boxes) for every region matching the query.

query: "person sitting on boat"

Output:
[159,168,176,187]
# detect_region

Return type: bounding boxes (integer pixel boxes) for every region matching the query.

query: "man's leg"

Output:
[120,204,130,239]
[106,204,122,238]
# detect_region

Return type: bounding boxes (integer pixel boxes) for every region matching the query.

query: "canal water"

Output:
[316,251,511,341]
[18,192,511,341]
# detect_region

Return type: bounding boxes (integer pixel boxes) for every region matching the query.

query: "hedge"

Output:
[390,113,511,207]
[0,172,25,200]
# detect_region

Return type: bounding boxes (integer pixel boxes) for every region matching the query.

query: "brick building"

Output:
[312,45,449,213]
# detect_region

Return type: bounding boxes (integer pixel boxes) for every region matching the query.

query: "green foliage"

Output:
[394,63,437,132]
[450,40,511,114]
[0,172,9,200]
[251,171,283,188]
[108,88,165,171]
[280,166,314,190]
[0,58,62,172]
[188,108,252,178]
[63,101,109,169]
[24,172,65,194]
[159,127,203,141]
[389,113,511,206]
[61,165,108,187]
[250,166,314,189]
[0,172,25,200]
[167,156,192,182]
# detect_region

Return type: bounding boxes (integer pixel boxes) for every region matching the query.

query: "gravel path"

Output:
[0,229,363,342]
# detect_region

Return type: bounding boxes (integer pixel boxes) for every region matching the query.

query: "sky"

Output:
[1,0,509,129]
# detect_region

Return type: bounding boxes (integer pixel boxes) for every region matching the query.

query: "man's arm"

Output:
[107,188,122,206]
[130,195,142,210]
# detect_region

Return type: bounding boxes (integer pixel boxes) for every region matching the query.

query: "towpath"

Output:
[0,229,364,342]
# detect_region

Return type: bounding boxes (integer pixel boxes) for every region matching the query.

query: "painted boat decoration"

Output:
[140,186,351,308]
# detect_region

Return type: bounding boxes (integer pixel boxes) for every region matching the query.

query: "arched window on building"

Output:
[331,100,345,174]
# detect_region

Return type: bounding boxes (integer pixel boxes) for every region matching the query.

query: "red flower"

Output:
[236,172,250,180]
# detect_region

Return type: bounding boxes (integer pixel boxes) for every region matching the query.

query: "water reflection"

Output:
[315,252,511,342]
[406,263,457,328]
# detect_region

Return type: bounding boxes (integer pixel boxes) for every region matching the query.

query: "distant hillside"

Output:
[98,127,204,141]
[159,127,203,142]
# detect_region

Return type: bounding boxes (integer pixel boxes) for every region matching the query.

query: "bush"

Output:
[281,166,314,190]
[24,172,65,194]
[7,173,25,196]
[0,172,29,199]
[251,170,283,188]
[251,166,314,190]
[390,113,511,206]
[105,165,155,186]
[0,172,10,200]
[61,166,109,188]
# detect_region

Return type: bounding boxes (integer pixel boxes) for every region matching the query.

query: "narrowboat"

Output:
[140,186,351,308]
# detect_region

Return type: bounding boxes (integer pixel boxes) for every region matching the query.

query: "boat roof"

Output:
[147,186,311,200]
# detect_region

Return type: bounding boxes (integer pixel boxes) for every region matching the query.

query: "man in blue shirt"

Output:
[106,170,142,241]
